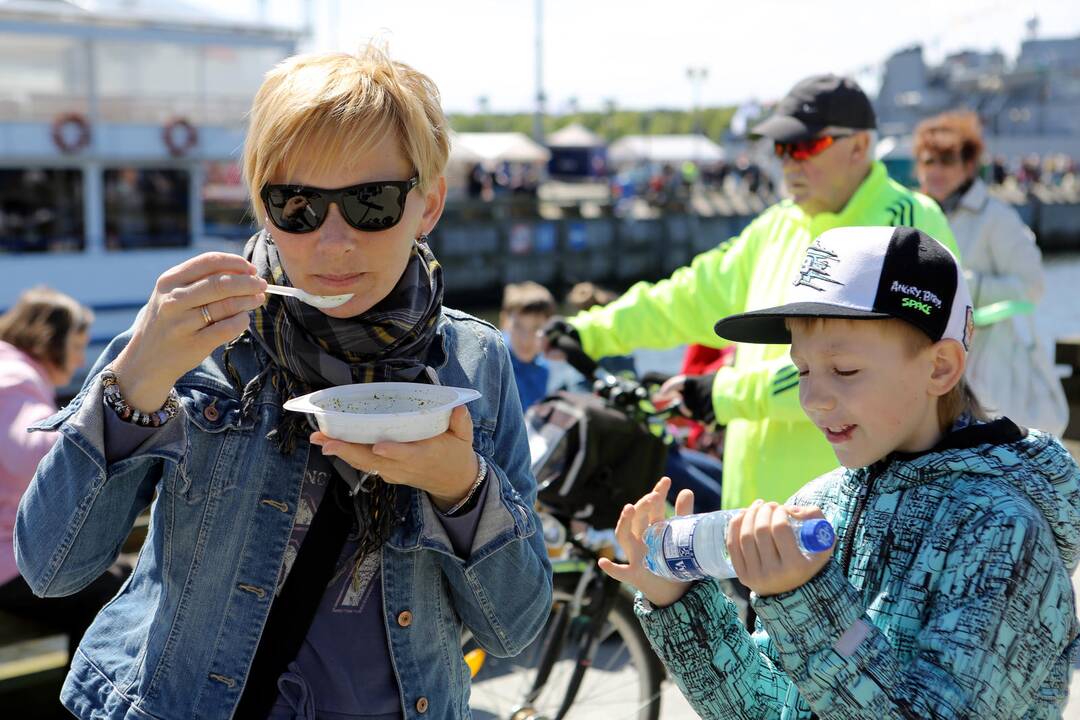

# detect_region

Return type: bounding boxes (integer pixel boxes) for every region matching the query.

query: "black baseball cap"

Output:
[752,74,877,143]
[713,227,974,350]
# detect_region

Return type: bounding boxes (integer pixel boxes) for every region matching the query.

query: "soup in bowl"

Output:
[283,382,481,443]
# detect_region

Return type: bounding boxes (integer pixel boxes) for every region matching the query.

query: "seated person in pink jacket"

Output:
[0,287,126,669]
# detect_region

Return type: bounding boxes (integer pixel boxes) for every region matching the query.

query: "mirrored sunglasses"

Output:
[773,134,852,162]
[261,176,419,234]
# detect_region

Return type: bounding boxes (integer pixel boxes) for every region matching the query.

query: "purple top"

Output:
[105,412,488,719]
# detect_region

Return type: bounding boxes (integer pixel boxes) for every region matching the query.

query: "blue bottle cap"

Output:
[799,519,836,553]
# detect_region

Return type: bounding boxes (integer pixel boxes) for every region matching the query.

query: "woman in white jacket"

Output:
[915,110,1067,435]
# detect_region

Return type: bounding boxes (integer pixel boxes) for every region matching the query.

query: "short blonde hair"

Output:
[786,316,986,431]
[243,45,450,216]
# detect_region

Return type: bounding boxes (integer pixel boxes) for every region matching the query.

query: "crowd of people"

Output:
[0,46,1077,720]
[465,161,541,201]
[991,152,1079,189]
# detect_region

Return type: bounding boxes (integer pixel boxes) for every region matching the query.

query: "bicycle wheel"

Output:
[467,573,664,720]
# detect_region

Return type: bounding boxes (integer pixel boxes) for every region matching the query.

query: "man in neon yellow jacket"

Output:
[554,75,959,510]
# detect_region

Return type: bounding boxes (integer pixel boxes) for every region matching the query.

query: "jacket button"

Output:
[397,610,412,627]
[203,405,220,422]
[415,697,428,713]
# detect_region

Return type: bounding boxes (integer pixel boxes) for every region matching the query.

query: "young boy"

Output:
[600,226,1080,718]
[500,281,557,410]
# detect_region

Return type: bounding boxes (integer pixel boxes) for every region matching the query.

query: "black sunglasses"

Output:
[261,176,419,234]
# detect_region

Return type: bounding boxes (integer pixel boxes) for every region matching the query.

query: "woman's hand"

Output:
[310,405,480,512]
[598,476,696,608]
[111,253,267,412]
[727,501,833,597]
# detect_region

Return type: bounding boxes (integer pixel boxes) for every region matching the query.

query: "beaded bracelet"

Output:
[101,367,181,428]
[444,452,488,517]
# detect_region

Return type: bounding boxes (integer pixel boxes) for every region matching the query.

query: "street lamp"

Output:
[603,98,617,140]
[686,66,709,136]
[477,95,491,131]
[533,0,546,142]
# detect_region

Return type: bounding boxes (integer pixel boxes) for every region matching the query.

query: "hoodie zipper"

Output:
[837,418,1022,576]
[839,460,887,577]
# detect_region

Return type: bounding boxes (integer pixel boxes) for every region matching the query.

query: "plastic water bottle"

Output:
[642,511,836,582]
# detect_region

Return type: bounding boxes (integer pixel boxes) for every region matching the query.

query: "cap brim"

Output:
[750,115,823,142]
[713,302,892,344]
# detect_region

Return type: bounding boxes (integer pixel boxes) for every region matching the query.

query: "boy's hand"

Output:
[599,476,696,608]
[727,501,833,597]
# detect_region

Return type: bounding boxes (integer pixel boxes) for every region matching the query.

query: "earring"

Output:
[416,233,430,245]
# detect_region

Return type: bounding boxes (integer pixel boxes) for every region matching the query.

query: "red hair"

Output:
[913,110,984,166]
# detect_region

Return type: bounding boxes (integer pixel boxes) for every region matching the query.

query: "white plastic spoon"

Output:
[264,284,354,309]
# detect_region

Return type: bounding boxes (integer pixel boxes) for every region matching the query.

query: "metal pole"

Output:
[189,162,205,246]
[686,67,708,136]
[83,38,105,255]
[686,67,708,168]
[533,0,545,143]
[84,160,105,255]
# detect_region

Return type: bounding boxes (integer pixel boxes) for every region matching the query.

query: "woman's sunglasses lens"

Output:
[268,189,322,233]
[341,183,406,230]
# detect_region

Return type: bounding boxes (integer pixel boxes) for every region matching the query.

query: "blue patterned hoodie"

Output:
[637,418,1080,719]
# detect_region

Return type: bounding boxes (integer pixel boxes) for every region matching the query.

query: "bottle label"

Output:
[662,518,707,581]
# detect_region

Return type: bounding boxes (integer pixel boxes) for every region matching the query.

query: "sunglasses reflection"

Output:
[262,177,418,234]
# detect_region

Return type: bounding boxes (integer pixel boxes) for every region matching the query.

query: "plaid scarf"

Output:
[232,229,444,558]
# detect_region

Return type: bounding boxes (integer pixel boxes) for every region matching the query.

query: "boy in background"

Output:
[500,281,557,410]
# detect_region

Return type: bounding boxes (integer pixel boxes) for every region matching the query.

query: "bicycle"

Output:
[467,360,679,720]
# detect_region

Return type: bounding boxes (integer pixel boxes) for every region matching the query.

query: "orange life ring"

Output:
[51,112,91,154]
[163,118,198,157]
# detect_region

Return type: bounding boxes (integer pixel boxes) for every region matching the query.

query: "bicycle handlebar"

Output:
[551,334,600,378]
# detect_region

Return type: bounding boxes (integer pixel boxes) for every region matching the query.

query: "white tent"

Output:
[452,132,552,164]
[607,134,725,166]
[447,134,482,163]
[547,123,605,148]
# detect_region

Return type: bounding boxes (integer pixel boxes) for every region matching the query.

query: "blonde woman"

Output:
[16,47,551,719]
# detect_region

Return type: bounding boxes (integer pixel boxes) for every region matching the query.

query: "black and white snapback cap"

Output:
[714,226,974,350]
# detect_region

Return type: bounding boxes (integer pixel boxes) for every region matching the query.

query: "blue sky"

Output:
[194,0,1080,113]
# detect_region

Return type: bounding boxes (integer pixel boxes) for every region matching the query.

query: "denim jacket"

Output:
[15,308,553,720]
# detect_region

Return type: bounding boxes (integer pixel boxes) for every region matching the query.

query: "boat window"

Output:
[0,34,89,122]
[203,46,287,127]
[104,168,190,249]
[203,161,257,241]
[91,43,286,126]
[94,41,200,123]
[0,169,85,253]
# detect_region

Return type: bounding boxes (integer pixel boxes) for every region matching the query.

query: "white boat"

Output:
[0,0,301,389]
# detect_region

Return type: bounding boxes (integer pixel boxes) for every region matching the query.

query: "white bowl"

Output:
[283,382,481,444]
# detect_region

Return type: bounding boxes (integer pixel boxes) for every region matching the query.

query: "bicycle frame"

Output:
[471,366,679,719]
[506,538,628,720]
